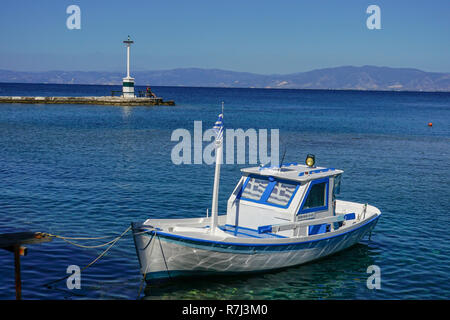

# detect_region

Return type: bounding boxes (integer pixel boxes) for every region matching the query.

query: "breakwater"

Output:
[0,96,175,106]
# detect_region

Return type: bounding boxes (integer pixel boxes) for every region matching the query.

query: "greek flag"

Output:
[213,113,224,142]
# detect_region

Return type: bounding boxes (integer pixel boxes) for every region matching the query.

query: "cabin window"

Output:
[267,182,298,206]
[240,176,299,208]
[298,178,329,214]
[241,177,269,201]
[303,182,326,209]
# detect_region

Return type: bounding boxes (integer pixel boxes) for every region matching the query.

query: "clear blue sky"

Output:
[0,0,449,74]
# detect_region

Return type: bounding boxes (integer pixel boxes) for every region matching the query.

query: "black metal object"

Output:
[111,90,123,97]
[0,232,52,299]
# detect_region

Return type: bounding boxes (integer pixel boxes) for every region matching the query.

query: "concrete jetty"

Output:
[0,96,175,106]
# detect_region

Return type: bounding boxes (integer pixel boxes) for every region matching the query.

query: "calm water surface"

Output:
[0,83,449,299]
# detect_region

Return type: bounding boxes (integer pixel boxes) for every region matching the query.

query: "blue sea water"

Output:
[0,83,449,300]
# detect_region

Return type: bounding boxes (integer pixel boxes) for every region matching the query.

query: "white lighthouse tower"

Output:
[122,36,135,98]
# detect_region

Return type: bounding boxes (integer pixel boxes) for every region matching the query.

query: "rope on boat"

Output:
[157,232,172,280]
[43,226,170,298]
[136,231,156,299]
[42,226,132,288]
[136,228,172,299]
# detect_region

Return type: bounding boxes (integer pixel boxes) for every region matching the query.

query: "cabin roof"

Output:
[241,163,343,183]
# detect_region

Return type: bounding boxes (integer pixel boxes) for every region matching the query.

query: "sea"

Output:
[0,83,449,300]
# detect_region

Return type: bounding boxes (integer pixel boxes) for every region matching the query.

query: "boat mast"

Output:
[211,103,224,234]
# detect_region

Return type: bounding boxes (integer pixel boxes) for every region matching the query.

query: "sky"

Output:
[0,0,449,74]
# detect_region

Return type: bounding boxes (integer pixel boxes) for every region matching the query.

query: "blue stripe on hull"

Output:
[219,224,286,239]
[143,215,379,254]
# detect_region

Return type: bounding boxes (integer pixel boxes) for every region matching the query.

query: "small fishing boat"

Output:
[132,113,381,283]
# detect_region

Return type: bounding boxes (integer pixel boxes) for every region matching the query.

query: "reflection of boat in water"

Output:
[132,113,381,283]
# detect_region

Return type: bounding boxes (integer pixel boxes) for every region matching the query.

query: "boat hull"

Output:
[133,214,379,283]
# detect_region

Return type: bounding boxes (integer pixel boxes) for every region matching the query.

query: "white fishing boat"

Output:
[132,112,381,283]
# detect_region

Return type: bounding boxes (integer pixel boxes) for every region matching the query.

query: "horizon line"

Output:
[1,64,449,75]
[1,82,449,94]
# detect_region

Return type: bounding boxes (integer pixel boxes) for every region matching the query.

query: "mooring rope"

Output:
[43,233,114,240]
[52,236,125,249]
[42,229,132,249]
[42,226,132,288]
[43,225,165,300]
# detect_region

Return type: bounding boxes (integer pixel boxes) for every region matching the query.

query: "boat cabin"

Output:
[225,163,344,237]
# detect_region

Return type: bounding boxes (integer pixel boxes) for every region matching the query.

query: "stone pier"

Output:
[0,96,175,106]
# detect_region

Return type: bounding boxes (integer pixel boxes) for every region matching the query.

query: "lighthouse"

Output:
[122,36,135,98]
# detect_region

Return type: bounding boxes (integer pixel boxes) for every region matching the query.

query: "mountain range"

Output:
[1,65,449,92]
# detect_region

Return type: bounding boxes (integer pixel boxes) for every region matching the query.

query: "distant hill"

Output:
[1,66,449,92]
